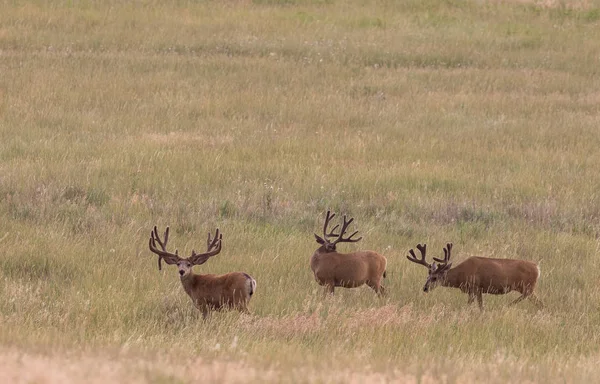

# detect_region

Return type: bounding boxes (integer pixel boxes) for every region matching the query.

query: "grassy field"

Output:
[2,0,600,382]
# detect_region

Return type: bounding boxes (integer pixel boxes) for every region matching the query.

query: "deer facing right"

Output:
[406,243,543,310]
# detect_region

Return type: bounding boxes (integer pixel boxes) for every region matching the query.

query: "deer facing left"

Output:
[406,243,542,311]
[311,211,387,296]
[148,226,256,318]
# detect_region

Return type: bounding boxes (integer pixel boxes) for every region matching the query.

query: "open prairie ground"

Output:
[2,0,600,382]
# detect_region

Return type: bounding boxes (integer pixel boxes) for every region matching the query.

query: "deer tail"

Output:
[243,273,257,297]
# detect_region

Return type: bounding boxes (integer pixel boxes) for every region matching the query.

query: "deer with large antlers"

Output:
[310,211,387,295]
[148,226,256,318]
[406,243,542,310]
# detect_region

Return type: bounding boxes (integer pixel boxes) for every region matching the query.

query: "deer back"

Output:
[446,256,540,292]
[311,248,387,285]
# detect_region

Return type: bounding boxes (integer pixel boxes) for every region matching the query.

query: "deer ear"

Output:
[188,251,211,266]
[160,254,181,265]
[314,234,326,244]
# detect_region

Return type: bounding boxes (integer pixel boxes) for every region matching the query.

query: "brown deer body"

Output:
[311,211,387,295]
[149,226,256,318]
[407,243,542,310]
[179,271,256,314]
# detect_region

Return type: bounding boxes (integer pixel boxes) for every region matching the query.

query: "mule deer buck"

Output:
[148,226,256,318]
[311,211,387,295]
[406,243,542,310]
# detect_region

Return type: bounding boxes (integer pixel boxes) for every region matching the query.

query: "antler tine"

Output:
[326,224,340,237]
[150,227,164,270]
[331,214,363,245]
[189,228,222,266]
[406,243,432,269]
[207,230,213,250]
[149,226,180,270]
[322,210,337,238]
[344,230,363,242]
[200,229,221,253]
[207,228,222,252]
[163,226,169,248]
[344,215,353,225]
[433,242,453,264]
[152,226,167,250]
[445,242,453,262]
[432,249,446,263]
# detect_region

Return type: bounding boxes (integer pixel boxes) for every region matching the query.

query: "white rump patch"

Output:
[246,276,257,297]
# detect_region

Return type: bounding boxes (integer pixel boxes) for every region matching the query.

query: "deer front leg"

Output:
[192,299,211,319]
[194,302,210,320]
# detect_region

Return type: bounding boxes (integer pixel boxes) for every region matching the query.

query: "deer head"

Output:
[406,243,453,292]
[149,226,222,278]
[314,210,363,253]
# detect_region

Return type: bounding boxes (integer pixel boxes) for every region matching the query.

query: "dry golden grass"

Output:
[2,0,600,382]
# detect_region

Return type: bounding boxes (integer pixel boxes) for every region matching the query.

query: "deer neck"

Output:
[311,249,322,265]
[180,272,202,295]
[311,246,336,271]
[441,267,462,289]
[315,244,337,255]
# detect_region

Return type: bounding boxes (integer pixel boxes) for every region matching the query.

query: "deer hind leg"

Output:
[237,302,250,314]
[513,287,544,308]
[467,292,476,305]
[201,308,211,320]
[527,293,544,308]
[232,295,249,314]
[509,294,527,306]
[230,290,251,315]
[323,282,335,296]
[367,280,386,297]
[510,285,538,307]
[242,295,253,314]
[476,291,484,311]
